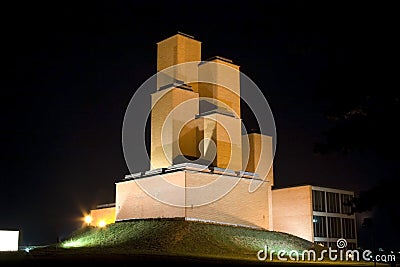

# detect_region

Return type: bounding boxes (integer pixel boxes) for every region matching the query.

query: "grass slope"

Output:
[57,218,319,261]
[3,219,379,265]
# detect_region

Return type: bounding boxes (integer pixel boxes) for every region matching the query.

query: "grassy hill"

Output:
[2,219,380,265]
[54,218,320,261]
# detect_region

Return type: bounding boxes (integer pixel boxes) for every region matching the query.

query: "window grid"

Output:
[312,190,326,212]
[341,194,353,215]
[328,217,342,238]
[326,192,340,213]
[313,215,327,237]
[342,218,356,239]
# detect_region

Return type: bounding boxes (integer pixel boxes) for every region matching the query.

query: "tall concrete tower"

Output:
[151,33,201,169]
[115,33,275,230]
[151,33,244,171]
[156,32,201,91]
[196,56,242,170]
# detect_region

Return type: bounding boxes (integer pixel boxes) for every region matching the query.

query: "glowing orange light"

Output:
[98,220,106,227]
[84,215,92,224]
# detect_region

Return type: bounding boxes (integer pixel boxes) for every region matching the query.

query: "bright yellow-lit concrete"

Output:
[90,206,116,227]
[153,34,245,171]
[242,133,274,185]
[185,171,270,229]
[116,170,270,229]
[197,114,243,171]
[272,185,314,241]
[117,34,274,229]
[116,172,186,220]
[150,88,199,169]
[157,33,201,91]
[198,57,240,116]
[93,33,359,249]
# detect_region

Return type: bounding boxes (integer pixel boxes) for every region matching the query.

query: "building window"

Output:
[313,215,327,237]
[326,192,340,213]
[342,218,356,239]
[341,194,353,215]
[312,190,325,212]
[328,217,342,238]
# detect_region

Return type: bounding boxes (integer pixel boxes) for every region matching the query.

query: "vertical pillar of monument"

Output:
[156,32,201,91]
[198,57,241,116]
[242,133,274,185]
[196,57,243,171]
[242,133,274,229]
[150,33,201,169]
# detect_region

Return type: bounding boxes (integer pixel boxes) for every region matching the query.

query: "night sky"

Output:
[2,1,398,249]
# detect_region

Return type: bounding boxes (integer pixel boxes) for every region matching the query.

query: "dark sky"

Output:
[2,1,398,249]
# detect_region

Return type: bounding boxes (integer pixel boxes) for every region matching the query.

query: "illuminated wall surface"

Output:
[242,134,274,186]
[88,33,356,247]
[150,88,199,169]
[151,33,246,171]
[90,207,116,227]
[272,185,357,245]
[115,169,272,229]
[0,230,19,251]
[156,33,201,90]
[272,185,314,241]
[93,33,275,230]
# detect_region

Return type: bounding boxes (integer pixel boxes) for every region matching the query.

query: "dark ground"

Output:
[1,250,392,267]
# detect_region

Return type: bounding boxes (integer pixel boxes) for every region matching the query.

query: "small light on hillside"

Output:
[98,220,106,227]
[84,215,93,225]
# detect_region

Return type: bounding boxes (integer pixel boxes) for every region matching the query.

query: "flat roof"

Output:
[272,184,355,194]
[95,203,116,209]
[207,56,233,63]
[195,108,236,118]
[177,31,195,39]
[157,32,201,44]
[119,163,264,183]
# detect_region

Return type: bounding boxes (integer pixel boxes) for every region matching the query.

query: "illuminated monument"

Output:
[89,33,357,249]
[114,32,274,229]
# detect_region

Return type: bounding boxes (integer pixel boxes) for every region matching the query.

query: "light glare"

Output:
[98,220,106,227]
[0,230,19,251]
[84,215,93,224]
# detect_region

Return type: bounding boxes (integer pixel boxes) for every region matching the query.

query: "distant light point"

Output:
[84,215,93,225]
[98,220,106,228]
